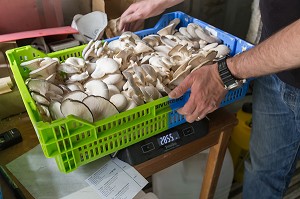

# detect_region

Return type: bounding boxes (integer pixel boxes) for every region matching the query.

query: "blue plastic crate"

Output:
[6,11,253,173]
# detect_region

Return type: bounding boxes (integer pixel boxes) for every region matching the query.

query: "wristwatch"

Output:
[217,57,245,90]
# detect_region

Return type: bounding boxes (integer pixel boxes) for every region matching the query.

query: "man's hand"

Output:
[119,0,166,32]
[119,0,184,32]
[168,63,227,123]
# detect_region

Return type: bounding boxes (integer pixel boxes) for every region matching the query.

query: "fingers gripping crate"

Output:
[6,11,253,173]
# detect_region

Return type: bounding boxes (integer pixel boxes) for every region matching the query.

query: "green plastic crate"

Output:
[6,11,252,173]
[6,45,192,173]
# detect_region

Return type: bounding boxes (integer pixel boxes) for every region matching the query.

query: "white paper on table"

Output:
[86,158,148,199]
[6,145,110,199]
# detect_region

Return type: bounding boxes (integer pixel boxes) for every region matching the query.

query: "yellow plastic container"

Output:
[228,103,252,182]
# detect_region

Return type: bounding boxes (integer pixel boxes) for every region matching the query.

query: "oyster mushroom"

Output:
[31,92,50,106]
[170,65,193,86]
[82,40,95,59]
[141,64,157,82]
[49,101,64,120]
[65,57,85,68]
[190,51,217,73]
[210,44,231,58]
[20,58,44,71]
[107,40,122,52]
[153,45,172,56]
[66,82,84,91]
[114,79,126,91]
[36,104,52,122]
[156,78,171,95]
[29,59,57,79]
[160,36,178,48]
[187,23,200,39]
[68,71,89,82]
[132,94,145,106]
[62,90,88,102]
[179,27,194,40]
[45,73,57,84]
[83,95,119,121]
[61,99,94,123]
[108,84,121,98]
[157,22,177,36]
[149,56,167,68]
[110,94,128,112]
[144,85,162,100]
[194,26,221,44]
[91,57,120,79]
[100,73,123,85]
[84,79,109,99]
[86,62,97,74]
[134,40,154,54]
[124,99,137,111]
[125,72,143,97]
[202,42,218,51]
[26,79,63,97]
[142,35,160,47]
[58,63,81,74]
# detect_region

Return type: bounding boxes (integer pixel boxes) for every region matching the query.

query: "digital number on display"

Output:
[157,131,180,146]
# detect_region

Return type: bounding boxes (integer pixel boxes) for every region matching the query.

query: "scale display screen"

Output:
[116,118,209,166]
[157,131,180,146]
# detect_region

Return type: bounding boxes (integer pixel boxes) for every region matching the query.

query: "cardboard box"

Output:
[0,42,26,119]
[0,86,26,120]
[0,42,17,78]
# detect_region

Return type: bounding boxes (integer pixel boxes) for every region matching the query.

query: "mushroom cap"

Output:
[29,59,57,79]
[202,42,218,51]
[210,44,231,58]
[62,90,88,102]
[108,84,121,98]
[134,40,154,54]
[27,79,63,97]
[68,71,89,82]
[186,23,200,39]
[65,57,85,68]
[124,99,137,111]
[66,82,84,91]
[61,99,94,123]
[49,100,64,120]
[142,35,160,47]
[83,95,119,121]
[58,63,81,74]
[110,94,128,112]
[31,92,50,106]
[20,58,44,71]
[100,73,123,85]
[84,79,109,99]
[91,57,120,79]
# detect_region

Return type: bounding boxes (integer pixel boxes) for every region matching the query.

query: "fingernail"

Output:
[168,91,176,99]
[177,108,184,115]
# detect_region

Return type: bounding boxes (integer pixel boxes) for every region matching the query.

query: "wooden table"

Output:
[0,108,237,199]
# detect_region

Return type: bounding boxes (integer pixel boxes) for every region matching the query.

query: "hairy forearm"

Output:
[228,19,300,79]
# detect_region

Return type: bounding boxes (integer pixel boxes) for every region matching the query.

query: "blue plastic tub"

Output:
[6,11,253,173]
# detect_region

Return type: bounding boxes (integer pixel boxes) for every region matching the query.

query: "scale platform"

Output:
[117,118,209,165]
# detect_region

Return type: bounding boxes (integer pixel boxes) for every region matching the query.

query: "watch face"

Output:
[226,80,244,90]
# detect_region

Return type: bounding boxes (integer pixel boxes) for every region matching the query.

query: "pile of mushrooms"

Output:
[22,18,230,123]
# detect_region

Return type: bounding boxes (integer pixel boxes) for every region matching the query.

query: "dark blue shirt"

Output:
[260,0,300,88]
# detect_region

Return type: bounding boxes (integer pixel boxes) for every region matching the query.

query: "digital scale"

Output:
[117,118,209,165]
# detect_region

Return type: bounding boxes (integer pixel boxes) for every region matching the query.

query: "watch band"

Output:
[218,57,243,90]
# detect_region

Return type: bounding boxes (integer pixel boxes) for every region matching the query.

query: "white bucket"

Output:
[152,149,234,199]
